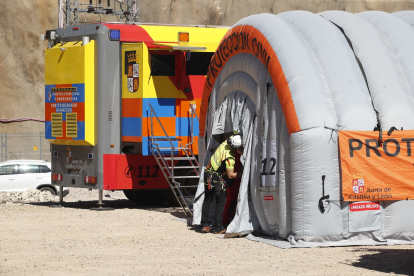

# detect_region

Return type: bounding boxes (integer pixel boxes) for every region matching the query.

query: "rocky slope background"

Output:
[1,0,414,134]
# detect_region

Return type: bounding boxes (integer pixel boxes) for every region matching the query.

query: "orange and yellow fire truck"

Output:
[44,23,228,211]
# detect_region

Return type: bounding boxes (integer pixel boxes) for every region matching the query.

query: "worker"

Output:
[201,134,244,234]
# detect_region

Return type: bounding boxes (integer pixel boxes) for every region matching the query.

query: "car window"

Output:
[40,165,51,173]
[0,165,18,175]
[19,164,40,174]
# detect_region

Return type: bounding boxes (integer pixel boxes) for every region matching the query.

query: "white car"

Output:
[0,160,68,196]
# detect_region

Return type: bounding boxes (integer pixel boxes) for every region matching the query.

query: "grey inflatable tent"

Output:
[193,11,414,247]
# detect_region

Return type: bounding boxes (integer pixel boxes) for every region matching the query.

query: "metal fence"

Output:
[0,133,51,162]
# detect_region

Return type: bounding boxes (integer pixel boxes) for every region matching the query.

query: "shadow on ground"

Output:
[28,199,198,230]
[29,198,181,212]
[350,248,414,275]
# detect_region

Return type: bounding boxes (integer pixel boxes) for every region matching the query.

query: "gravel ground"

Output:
[64,188,127,200]
[1,189,414,275]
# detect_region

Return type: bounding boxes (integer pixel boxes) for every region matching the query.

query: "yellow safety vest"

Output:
[206,140,235,175]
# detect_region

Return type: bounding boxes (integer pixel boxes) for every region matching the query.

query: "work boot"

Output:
[214,229,226,234]
[201,226,211,233]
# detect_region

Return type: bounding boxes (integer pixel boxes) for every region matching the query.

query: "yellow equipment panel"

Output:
[45,40,95,146]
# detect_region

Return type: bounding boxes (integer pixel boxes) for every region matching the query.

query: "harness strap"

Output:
[204,170,225,190]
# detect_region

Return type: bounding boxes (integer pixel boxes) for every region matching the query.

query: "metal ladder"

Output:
[148,103,200,216]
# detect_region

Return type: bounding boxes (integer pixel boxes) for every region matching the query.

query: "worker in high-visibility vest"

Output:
[201,134,244,234]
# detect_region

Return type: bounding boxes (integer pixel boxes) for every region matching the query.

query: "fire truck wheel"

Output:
[123,190,165,206]
[161,190,180,207]
[162,168,198,207]
[179,168,198,205]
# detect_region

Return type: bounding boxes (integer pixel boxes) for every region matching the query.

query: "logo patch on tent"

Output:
[264,196,273,201]
[352,174,364,194]
[339,130,414,201]
[349,202,380,212]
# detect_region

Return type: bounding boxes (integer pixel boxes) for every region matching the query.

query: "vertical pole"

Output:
[59,0,65,29]
[50,186,65,208]
[134,0,139,22]
[58,0,61,28]
[75,0,79,25]
[171,148,174,180]
[91,189,113,210]
[99,190,103,203]
[191,109,194,145]
[1,133,3,162]
[66,0,71,27]
[39,132,42,160]
[59,186,64,204]
[97,190,105,208]
[5,133,7,161]
[130,0,134,22]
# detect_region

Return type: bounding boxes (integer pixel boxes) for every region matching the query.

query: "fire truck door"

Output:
[122,44,142,96]
[176,51,213,147]
[121,44,143,143]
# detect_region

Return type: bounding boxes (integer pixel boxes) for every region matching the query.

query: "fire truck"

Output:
[43,23,228,214]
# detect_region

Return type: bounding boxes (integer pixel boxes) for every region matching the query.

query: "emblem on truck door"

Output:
[125,51,139,93]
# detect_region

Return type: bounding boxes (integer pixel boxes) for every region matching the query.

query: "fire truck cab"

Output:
[44,23,227,207]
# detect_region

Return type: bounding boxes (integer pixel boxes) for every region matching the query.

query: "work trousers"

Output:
[200,184,227,231]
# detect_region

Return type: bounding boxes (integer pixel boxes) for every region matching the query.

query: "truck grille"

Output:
[51,113,62,137]
[66,113,77,138]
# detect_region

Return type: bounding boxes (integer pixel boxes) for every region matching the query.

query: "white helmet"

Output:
[227,134,243,150]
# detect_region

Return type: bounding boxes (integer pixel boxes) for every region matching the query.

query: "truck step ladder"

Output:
[148,103,200,216]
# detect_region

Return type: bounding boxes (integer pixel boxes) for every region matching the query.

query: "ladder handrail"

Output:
[154,147,173,176]
[148,103,176,151]
[150,145,191,216]
[148,102,201,217]
[189,102,199,120]
[187,146,199,168]
[186,103,199,149]
[180,143,199,176]
[149,102,176,180]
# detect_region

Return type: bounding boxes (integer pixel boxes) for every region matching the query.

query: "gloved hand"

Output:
[224,177,233,189]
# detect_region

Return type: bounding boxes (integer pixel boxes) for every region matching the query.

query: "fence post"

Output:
[5,133,7,161]
[39,132,42,160]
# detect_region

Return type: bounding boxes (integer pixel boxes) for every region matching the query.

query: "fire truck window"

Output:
[186,52,214,75]
[150,54,175,76]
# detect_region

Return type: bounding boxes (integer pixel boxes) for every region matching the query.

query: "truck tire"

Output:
[178,168,199,206]
[123,190,165,206]
[161,189,180,207]
[162,168,199,206]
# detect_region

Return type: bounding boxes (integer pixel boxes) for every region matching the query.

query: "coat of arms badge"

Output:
[352,174,365,194]
[126,51,139,93]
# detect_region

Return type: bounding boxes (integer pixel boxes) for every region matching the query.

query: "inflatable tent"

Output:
[193,10,414,247]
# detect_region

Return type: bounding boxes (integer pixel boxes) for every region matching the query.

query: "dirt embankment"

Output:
[2,0,414,134]
[0,1,56,133]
